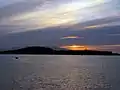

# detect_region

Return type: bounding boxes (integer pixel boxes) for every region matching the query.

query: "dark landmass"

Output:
[0,46,120,55]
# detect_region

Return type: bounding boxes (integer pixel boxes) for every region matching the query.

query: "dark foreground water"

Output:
[0,55,120,90]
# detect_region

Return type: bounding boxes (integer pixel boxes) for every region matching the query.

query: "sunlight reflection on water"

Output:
[0,55,120,90]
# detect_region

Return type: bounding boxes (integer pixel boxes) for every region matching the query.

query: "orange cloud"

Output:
[61,36,84,39]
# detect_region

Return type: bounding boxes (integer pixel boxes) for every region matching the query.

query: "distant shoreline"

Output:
[0,46,120,56]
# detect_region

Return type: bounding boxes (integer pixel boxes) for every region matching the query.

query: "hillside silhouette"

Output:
[0,46,119,55]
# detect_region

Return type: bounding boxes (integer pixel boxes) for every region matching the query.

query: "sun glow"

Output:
[60,45,90,51]
[60,44,120,52]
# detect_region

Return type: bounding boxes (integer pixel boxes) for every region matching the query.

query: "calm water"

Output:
[0,55,120,90]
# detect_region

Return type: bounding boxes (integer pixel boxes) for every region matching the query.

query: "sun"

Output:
[60,45,88,51]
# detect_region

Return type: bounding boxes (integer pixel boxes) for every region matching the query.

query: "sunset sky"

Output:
[0,0,120,52]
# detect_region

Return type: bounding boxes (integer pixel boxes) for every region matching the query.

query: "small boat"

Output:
[12,56,20,60]
[15,56,19,60]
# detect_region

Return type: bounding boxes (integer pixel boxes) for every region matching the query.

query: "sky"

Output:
[0,0,120,52]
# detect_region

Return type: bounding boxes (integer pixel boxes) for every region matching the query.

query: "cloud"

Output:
[60,36,84,39]
[107,33,120,36]
[0,0,42,19]
[0,0,120,34]
[0,0,120,53]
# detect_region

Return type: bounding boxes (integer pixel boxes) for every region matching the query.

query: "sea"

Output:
[0,55,120,90]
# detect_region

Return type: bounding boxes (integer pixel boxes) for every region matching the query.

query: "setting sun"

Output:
[60,45,89,51]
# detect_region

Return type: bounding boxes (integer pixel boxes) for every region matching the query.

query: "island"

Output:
[0,46,119,55]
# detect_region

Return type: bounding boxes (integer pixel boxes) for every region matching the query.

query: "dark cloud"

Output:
[0,0,45,19]
[0,0,66,20]
[71,16,120,28]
